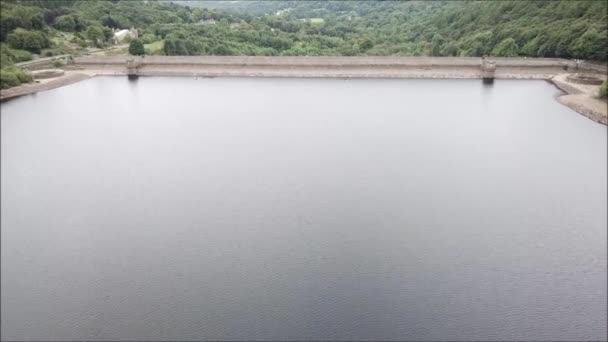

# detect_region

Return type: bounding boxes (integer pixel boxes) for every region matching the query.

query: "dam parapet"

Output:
[71,56,590,80]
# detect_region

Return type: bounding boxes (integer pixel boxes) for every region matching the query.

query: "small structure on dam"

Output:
[126,58,141,79]
[481,57,496,83]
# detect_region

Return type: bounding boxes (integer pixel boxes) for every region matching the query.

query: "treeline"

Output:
[176,0,608,60]
[1,0,607,61]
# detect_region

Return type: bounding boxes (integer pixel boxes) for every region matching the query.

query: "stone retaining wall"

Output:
[72,56,583,79]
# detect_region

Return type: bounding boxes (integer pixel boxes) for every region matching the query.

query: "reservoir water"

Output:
[1,77,606,341]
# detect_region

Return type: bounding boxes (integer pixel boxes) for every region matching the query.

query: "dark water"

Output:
[1,77,606,341]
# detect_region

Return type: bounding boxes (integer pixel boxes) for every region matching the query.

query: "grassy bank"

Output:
[0,66,32,89]
[1,44,33,89]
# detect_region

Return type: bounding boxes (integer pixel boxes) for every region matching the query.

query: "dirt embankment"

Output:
[551,73,607,125]
[0,72,92,102]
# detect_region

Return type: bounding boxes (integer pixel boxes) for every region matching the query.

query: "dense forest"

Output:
[1,0,607,88]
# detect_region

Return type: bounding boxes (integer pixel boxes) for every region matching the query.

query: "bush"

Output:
[492,38,519,57]
[1,45,32,66]
[600,81,607,99]
[129,39,145,55]
[13,68,32,83]
[140,33,157,44]
[0,70,20,89]
[7,28,51,54]
[71,36,88,48]
[0,51,13,67]
[8,49,33,62]
[85,26,103,47]
[0,67,33,89]
[54,15,76,32]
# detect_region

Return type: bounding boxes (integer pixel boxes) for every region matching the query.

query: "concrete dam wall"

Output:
[70,56,586,79]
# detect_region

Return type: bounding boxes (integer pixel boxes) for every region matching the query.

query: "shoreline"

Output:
[2,56,606,124]
[0,72,93,102]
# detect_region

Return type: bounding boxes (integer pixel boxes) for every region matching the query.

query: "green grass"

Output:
[145,40,164,55]
[102,46,129,56]
[0,67,33,89]
[300,18,324,25]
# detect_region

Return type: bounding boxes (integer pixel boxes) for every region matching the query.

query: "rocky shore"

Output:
[551,73,607,124]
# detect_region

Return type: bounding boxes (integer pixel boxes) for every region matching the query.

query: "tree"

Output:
[2,0,607,61]
[431,34,445,56]
[359,38,373,51]
[85,25,105,47]
[571,28,608,60]
[520,36,541,57]
[461,31,494,56]
[140,33,157,44]
[101,15,122,29]
[0,15,20,41]
[54,15,76,32]
[491,38,519,57]
[1,46,33,62]
[102,27,114,42]
[44,7,71,25]
[6,28,50,53]
[129,39,145,55]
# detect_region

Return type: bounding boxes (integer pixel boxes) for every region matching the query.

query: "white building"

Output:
[113,28,138,44]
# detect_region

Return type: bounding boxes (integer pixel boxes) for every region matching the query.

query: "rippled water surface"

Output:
[1,77,606,341]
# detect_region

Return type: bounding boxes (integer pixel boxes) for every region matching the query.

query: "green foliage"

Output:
[0,69,20,88]
[0,3,45,40]
[0,0,606,60]
[8,48,33,62]
[70,32,88,48]
[571,28,608,60]
[54,15,75,32]
[7,28,50,53]
[359,38,373,52]
[0,52,12,67]
[129,39,145,55]
[1,44,33,63]
[0,66,32,89]
[144,40,164,55]
[492,38,519,57]
[140,33,157,44]
[600,81,607,99]
[102,27,113,42]
[431,34,445,57]
[85,25,112,48]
